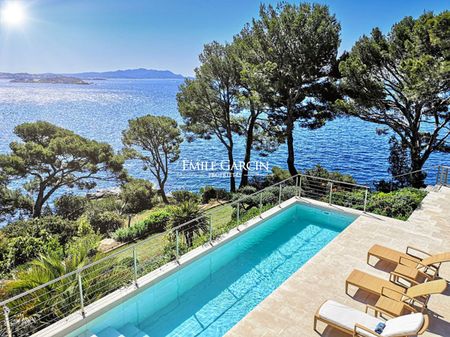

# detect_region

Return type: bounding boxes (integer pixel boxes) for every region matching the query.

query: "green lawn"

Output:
[109,202,234,266]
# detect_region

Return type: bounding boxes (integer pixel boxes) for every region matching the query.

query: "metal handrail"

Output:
[0,172,368,308]
[0,173,370,337]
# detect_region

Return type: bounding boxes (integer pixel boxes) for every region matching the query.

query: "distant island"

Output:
[71,68,185,80]
[10,76,89,85]
[0,68,185,85]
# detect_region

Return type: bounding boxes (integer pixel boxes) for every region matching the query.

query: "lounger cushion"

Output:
[382,313,424,337]
[318,300,381,336]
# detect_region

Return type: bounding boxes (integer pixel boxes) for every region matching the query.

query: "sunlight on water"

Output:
[0,79,447,194]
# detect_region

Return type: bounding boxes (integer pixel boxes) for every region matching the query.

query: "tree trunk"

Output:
[32,200,43,218]
[32,187,45,218]
[409,149,426,188]
[286,114,298,176]
[158,180,170,204]
[227,147,236,192]
[239,113,256,188]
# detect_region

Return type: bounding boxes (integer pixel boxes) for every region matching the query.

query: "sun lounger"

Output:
[314,300,429,337]
[367,244,450,277]
[346,269,447,309]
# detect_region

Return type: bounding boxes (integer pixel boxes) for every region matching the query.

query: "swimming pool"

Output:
[69,202,357,337]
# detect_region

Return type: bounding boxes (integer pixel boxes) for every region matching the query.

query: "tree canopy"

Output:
[243,3,341,176]
[177,42,241,191]
[339,11,450,187]
[0,121,126,217]
[122,115,183,203]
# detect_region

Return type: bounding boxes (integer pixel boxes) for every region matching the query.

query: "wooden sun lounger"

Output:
[314,300,430,337]
[346,269,447,308]
[367,244,450,277]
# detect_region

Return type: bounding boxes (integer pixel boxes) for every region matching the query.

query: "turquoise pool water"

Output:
[69,203,357,337]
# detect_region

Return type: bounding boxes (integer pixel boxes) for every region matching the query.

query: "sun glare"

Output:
[1,1,27,27]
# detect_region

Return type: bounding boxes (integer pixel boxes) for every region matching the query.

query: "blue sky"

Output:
[0,0,448,76]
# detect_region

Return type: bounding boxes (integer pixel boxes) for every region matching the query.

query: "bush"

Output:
[172,190,200,203]
[304,164,356,184]
[258,191,278,206]
[366,188,427,220]
[329,190,365,209]
[325,187,426,220]
[170,201,207,248]
[113,208,171,242]
[200,186,230,204]
[249,166,294,189]
[2,216,78,247]
[237,185,257,195]
[87,196,122,213]
[3,235,62,273]
[120,179,155,214]
[89,211,124,235]
[281,186,298,200]
[54,194,87,220]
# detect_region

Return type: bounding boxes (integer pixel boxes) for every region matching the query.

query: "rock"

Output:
[98,238,121,253]
[86,187,121,199]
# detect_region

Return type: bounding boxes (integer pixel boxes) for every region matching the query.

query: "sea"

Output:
[0,78,448,197]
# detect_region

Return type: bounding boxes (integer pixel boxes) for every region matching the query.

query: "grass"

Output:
[109,202,234,265]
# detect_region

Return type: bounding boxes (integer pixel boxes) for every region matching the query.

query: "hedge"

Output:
[113,208,171,242]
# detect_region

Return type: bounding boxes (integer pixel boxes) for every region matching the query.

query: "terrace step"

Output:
[118,323,150,337]
[96,327,124,337]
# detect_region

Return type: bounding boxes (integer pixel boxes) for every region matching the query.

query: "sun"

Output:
[1,1,27,27]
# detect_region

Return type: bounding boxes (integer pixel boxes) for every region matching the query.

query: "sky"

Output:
[0,0,448,76]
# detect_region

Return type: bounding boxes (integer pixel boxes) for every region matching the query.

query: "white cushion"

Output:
[318,300,381,336]
[382,313,424,337]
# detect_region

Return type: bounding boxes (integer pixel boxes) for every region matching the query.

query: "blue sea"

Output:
[0,78,448,195]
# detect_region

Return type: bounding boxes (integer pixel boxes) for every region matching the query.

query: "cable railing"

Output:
[1,173,370,337]
[436,165,450,186]
[385,164,449,191]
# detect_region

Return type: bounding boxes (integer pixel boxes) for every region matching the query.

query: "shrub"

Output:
[257,191,278,206]
[366,188,427,220]
[272,166,292,183]
[170,201,207,248]
[120,179,154,214]
[249,166,294,189]
[88,196,122,214]
[54,194,87,220]
[4,235,62,272]
[281,186,298,200]
[325,187,426,220]
[304,164,356,184]
[237,185,257,195]
[2,216,78,247]
[89,211,123,235]
[113,208,171,242]
[172,190,200,203]
[200,186,230,204]
[329,190,365,209]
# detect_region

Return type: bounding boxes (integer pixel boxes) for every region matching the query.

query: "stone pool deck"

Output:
[226,186,450,337]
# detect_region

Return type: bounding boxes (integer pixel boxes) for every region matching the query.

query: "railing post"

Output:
[259,192,263,216]
[209,214,213,244]
[436,165,441,185]
[298,175,302,197]
[175,229,179,260]
[237,202,240,225]
[77,270,85,318]
[3,305,12,337]
[363,188,369,213]
[329,182,333,205]
[278,184,282,205]
[133,247,138,288]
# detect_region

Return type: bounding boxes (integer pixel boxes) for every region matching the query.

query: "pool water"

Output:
[70,203,357,337]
